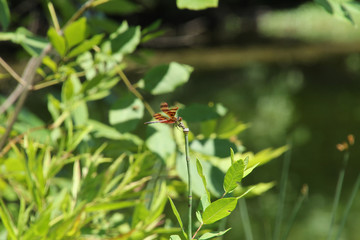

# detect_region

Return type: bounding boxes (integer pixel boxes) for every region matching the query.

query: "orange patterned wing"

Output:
[144,102,179,124]
[153,113,169,121]
[160,102,178,120]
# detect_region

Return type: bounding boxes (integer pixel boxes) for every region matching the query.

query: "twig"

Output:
[0,44,52,151]
[0,57,27,86]
[116,68,154,116]
[192,222,203,239]
[63,0,95,29]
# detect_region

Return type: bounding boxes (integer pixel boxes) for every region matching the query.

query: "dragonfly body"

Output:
[145,102,182,125]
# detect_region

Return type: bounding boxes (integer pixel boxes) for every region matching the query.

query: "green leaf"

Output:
[15,27,48,56]
[0,0,10,30]
[340,4,355,26]
[67,34,104,58]
[170,235,182,240]
[176,0,218,10]
[87,119,143,145]
[94,0,142,14]
[0,198,17,240]
[64,17,88,49]
[202,197,238,224]
[62,77,74,103]
[109,94,144,132]
[315,0,333,14]
[230,148,235,164]
[47,27,66,56]
[223,159,245,194]
[111,26,141,54]
[142,19,162,35]
[47,94,61,121]
[243,162,259,178]
[199,228,231,240]
[196,210,203,223]
[196,158,211,204]
[145,124,175,160]
[216,113,248,139]
[42,56,57,72]
[247,146,288,168]
[168,197,188,239]
[141,62,193,95]
[177,156,224,198]
[178,103,220,122]
[190,138,237,158]
[85,201,137,212]
[235,182,275,198]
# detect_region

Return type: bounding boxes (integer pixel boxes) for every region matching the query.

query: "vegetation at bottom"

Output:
[0,0,359,240]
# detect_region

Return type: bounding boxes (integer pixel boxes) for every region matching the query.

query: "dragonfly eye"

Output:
[178,117,183,121]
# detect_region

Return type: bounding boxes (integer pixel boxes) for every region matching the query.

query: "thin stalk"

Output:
[184,128,192,239]
[116,68,154,116]
[192,222,203,239]
[281,185,308,240]
[335,173,360,240]
[327,151,350,240]
[239,198,253,240]
[47,1,60,31]
[273,142,292,240]
[0,57,27,86]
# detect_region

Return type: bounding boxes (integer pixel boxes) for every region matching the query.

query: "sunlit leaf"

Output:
[87,119,143,145]
[111,26,140,54]
[247,146,288,168]
[141,62,193,95]
[315,0,333,14]
[0,198,17,240]
[64,17,88,49]
[145,124,175,160]
[199,228,231,240]
[202,197,237,224]
[47,27,66,56]
[340,4,355,26]
[170,235,182,240]
[223,159,245,194]
[176,0,218,10]
[177,156,224,198]
[190,138,237,158]
[85,201,136,212]
[109,94,144,132]
[235,182,275,198]
[168,197,188,239]
[68,34,104,58]
[196,158,211,203]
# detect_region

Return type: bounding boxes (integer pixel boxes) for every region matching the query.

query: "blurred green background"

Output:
[1,0,360,239]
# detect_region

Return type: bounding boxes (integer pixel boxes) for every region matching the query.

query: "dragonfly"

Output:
[145,102,182,125]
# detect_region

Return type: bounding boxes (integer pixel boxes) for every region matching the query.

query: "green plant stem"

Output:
[335,173,360,240]
[184,128,192,239]
[239,198,253,240]
[281,185,308,240]
[273,142,292,240]
[327,151,349,240]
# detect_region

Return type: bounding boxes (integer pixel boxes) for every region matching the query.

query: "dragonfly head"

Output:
[178,117,183,121]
